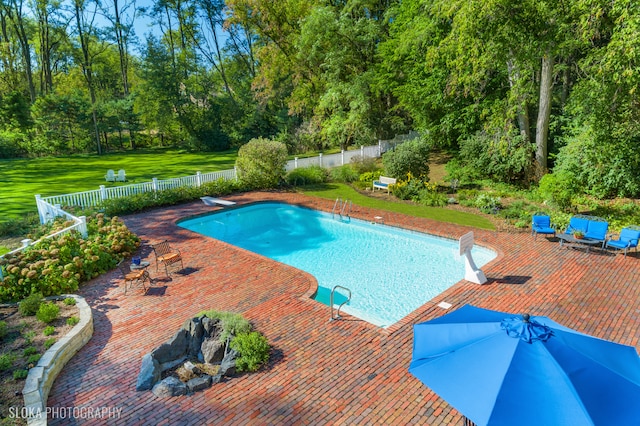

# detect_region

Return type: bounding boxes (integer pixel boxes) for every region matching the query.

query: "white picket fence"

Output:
[35,138,414,220]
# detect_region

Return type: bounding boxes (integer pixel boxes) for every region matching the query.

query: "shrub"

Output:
[36,302,60,324]
[0,321,6,339]
[198,310,251,342]
[63,297,76,306]
[0,213,139,302]
[349,155,379,174]
[230,331,270,373]
[475,194,502,214]
[285,166,328,186]
[235,137,288,189]
[359,171,382,184]
[0,353,15,371]
[43,326,55,336]
[22,330,35,344]
[329,165,359,183]
[538,171,579,212]
[382,138,430,179]
[23,346,38,356]
[18,293,44,316]
[417,190,448,207]
[390,173,427,200]
[66,316,80,327]
[44,338,56,349]
[13,369,28,380]
[27,354,41,364]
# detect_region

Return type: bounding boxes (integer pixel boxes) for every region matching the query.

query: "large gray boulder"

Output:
[201,337,225,364]
[136,354,161,391]
[183,317,204,357]
[151,329,189,364]
[152,376,188,398]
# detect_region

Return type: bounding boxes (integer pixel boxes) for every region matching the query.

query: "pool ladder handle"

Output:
[331,198,352,220]
[330,285,352,322]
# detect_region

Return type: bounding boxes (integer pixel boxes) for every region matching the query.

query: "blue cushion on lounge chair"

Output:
[532,215,555,239]
[606,227,640,256]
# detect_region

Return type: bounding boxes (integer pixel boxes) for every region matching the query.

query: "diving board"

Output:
[200,197,237,206]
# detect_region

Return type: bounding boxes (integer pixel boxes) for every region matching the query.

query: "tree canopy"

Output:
[1,0,639,196]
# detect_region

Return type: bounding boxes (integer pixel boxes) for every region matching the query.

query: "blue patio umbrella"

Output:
[409,305,640,426]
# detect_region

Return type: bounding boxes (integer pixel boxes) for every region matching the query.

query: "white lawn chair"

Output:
[105,169,116,182]
[116,169,126,182]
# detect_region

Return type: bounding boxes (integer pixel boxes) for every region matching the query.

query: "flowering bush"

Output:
[0,214,139,302]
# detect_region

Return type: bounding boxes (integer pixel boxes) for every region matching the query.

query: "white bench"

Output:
[200,197,237,206]
[372,176,396,193]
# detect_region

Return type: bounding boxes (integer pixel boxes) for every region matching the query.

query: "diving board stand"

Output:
[200,197,237,207]
[459,231,487,285]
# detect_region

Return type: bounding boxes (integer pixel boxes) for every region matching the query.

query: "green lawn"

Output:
[1,149,238,219]
[301,183,494,230]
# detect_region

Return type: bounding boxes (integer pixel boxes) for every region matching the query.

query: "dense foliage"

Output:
[0,214,139,301]
[382,138,430,179]
[235,138,288,189]
[1,0,640,200]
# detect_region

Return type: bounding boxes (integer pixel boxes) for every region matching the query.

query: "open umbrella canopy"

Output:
[409,305,640,426]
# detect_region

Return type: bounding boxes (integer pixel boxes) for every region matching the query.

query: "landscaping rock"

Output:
[152,377,187,398]
[151,329,188,364]
[187,375,212,393]
[201,337,225,364]
[201,317,218,337]
[183,317,204,357]
[136,354,161,391]
[183,361,201,375]
[219,349,238,377]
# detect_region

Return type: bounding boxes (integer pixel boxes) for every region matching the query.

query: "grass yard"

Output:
[301,183,495,230]
[0,149,238,220]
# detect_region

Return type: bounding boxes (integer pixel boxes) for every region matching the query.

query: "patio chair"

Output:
[116,169,126,182]
[151,240,184,276]
[531,213,555,240]
[118,261,149,295]
[105,169,116,182]
[605,227,640,256]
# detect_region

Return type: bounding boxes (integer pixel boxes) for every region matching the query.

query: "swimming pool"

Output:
[178,202,496,327]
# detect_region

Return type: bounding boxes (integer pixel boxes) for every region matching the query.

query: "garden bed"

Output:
[0,298,78,425]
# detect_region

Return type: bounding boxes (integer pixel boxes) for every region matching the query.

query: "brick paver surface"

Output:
[47,191,640,425]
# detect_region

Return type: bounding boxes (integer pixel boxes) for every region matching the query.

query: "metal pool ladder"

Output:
[330,285,352,321]
[332,198,352,220]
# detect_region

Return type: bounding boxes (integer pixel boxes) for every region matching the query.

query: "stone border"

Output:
[22,294,93,426]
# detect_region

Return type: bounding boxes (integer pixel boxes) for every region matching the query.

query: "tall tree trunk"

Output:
[2,0,36,101]
[74,0,102,154]
[507,58,530,143]
[535,53,554,180]
[36,0,54,94]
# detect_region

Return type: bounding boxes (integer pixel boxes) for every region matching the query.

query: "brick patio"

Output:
[47,191,640,425]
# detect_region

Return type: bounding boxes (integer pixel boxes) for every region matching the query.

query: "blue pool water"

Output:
[178,202,496,327]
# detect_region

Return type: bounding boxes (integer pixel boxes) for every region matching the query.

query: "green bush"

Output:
[22,330,35,344]
[63,297,76,306]
[0,213,139,302]
[329,165,359,183]
[0,214,39,239]
[235,137,288,189]
[36,302,60,324]
[18,293,44,316]
[27,353,41,364]
[13,369,28,380]
[230,331,270,373]
[390,174,427,200]
[538,171,579,212]
[198,310,251,342]
[0,353,15,371]
[458,128,534,184]
[475,194,502,214]
[66,316,80,326]
[359,171,382,184]
[285,166,328,186]
[44,338,56,349]
[43,326,55,336]
[350,155,380,174]
[382,138,430,179]
[417,189,448,207]
[0,321,6,339]
[23,346,37,356]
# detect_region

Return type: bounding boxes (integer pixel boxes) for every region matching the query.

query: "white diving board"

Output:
[200,197,237,206]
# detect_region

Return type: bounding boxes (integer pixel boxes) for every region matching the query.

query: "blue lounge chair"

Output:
[606,227,640,256]
[531,214,555,240]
